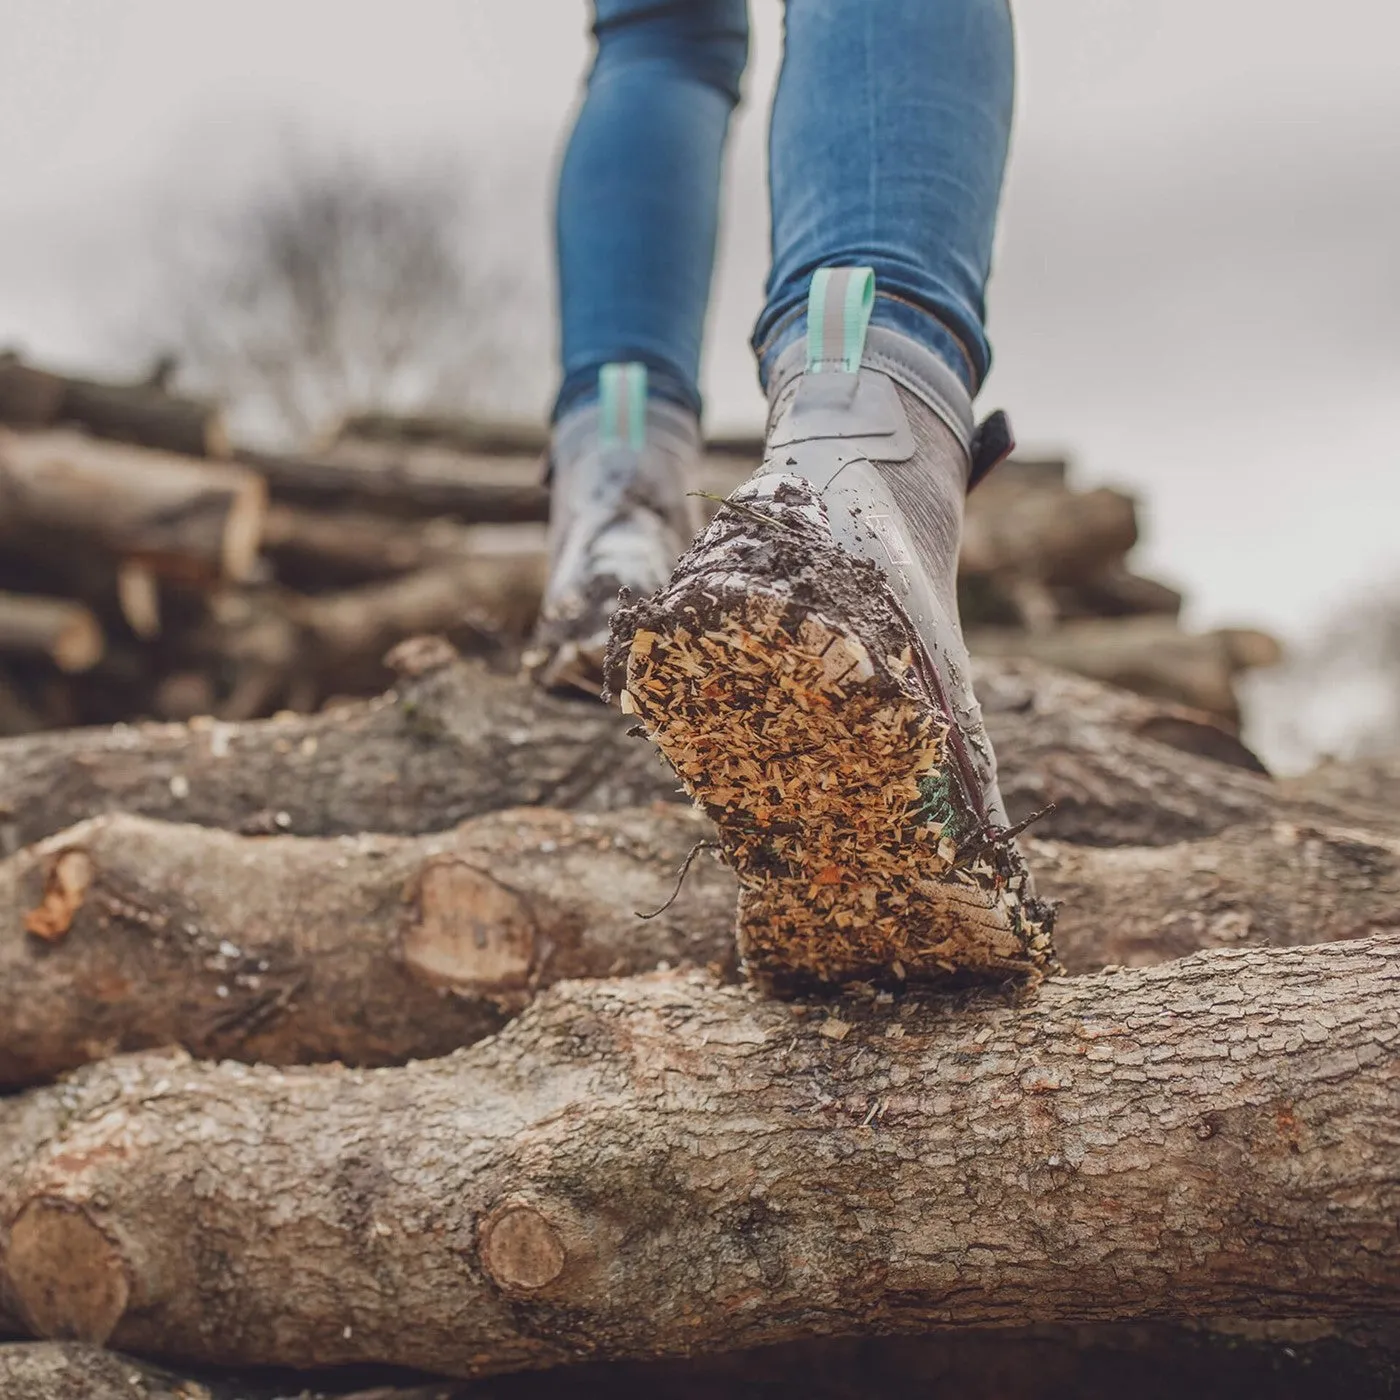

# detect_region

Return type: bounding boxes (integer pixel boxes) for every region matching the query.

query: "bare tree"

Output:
[152,147,534,446]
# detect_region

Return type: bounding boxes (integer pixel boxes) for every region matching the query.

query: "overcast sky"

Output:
[2,0,1397,691]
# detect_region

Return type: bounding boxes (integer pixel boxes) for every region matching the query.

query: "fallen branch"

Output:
[2,938,1397,1375]
[969,617,1282,726]
[0,354,228,459]
[238,444,548,524]
[0,429,265,583]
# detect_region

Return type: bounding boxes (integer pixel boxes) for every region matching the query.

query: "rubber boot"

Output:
[527,362,701,695]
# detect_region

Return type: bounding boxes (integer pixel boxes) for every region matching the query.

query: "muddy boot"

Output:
[526,362,702,696]
[606,268,1055,991]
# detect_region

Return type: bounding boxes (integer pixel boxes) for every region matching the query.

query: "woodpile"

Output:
[0,354,1278,739]
[0,621,1397,1394]
[0,358,1392,1397]
[0,643,1396,1394]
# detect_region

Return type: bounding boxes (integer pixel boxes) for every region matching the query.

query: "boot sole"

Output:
[614,485,1053,991]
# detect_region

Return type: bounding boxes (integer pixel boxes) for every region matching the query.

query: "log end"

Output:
[478,1200,567,1293]
[402,859,537,1003]
[5,1199,130,1344]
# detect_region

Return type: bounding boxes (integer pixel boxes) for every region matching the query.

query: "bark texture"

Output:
[0,645,1363,855]
[1,938,1397,1377]
[1032,819,1400,971]
[0,1341,214,1399]
[0,805,733,1088]
[960,482,1138,586]
[238,445,548,525]
[4,809,1397,1087]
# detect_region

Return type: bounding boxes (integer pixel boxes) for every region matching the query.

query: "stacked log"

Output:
[0,356,1277,739]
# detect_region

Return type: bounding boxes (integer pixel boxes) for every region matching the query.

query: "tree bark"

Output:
[0,355,228,459]
[2,807,1395,1088]
[332,411,550,457]
[0,805,734,1088]
[1050,565,1184,620]
[0,802,1389,1083]
[1282,750,1400,817]
[1,937,1396,1375]
[0,644,1378,856]
[0,593,103,673]
[0,430,265,583]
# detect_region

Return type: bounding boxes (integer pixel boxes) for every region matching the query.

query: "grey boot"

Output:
[606,269,1055,990]
[526,362,701,695]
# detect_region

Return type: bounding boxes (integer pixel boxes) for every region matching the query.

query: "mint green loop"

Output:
[805,266,875,374]
[599,362,647,449]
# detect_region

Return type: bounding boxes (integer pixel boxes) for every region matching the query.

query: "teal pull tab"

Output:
[806,267,875,374]
[598,362,647,449]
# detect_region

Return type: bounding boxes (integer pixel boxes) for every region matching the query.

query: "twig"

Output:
[952,802,1058,870]
[687,491,803,537]
[635,840,722,920]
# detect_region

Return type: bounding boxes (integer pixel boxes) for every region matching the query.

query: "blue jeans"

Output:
[554,0,1014,421]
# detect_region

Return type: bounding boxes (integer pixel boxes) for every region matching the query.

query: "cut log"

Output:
[1029,819,1400,972]
[1051,565,1184,620]
[960,481,1138,586]
[0,805,734,1088]
[1,938,1396,1373]
[0,593,103,673]
[1284,750,1400,815]
[260,505,521,586]
[333,411,549,457]
[2,807,1396,1088]
[0,430,266,582]
[0,672,44,738]
[0,354,228,458]
[291,548,547,664]
[0,644,1381,856]
[238,444,549,524]
[242,443,748,529]
[967,617,1282,726]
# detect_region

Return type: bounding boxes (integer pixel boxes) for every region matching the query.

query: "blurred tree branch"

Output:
[148,146,532,446]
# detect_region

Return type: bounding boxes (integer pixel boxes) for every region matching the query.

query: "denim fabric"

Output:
[552,0,1013,419]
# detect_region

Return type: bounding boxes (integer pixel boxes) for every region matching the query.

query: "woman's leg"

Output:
[532,0,748,693]
[553,0,749,420]
[754,0,1014,395]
